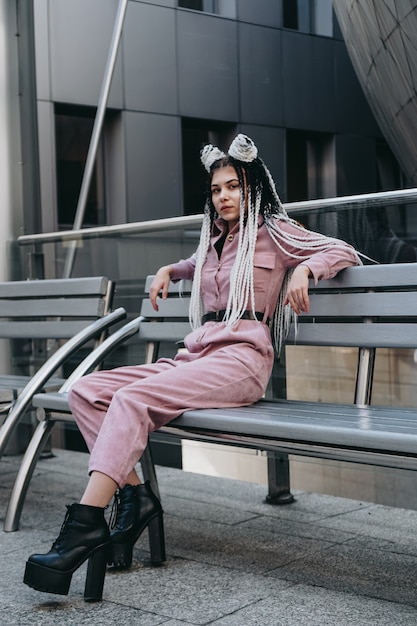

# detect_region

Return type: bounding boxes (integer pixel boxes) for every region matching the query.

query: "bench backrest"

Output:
[139,264,417,405]
[292,262,417,349]
[0,277,114,339]
[140,263,417,350]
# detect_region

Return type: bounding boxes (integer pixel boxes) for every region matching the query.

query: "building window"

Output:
[283,0,333,37]
[286,129,335,202]
[181,118,236,215]
[178,0,236,18]
[55,105,106,228]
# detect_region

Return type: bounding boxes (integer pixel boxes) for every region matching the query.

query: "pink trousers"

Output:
[68,321,274,487]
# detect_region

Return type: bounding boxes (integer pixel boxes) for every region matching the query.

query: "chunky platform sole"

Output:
[24,542,109,602]
[108,512,166,569]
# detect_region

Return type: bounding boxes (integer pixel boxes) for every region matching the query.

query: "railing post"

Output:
[265,357,295,505]
[62,0,129,278]
[354,346,376,405]
[265,451,295,505]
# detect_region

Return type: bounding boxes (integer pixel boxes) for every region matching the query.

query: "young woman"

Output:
[24,134,360,601]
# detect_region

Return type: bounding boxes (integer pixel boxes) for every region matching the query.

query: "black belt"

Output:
[202,310,269,324]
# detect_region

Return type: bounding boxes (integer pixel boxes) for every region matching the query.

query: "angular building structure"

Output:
[333,0,417,184]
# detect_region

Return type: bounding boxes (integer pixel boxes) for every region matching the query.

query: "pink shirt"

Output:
[171,216,359,322]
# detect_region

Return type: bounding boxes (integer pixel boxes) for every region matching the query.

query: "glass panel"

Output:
[297,0,311,33]
[283,0,334,36]
[178,0,236,17]
[286,130,417,263]
[55,105,106,228]
[286,345,357,404]
[283,0,299,29]
[286,345,417,408]
[203,0,215,11]
[313,0,333,37]
[178,0,204,10]
[181,118,236,215]
[297,203,417,265]
[286,130,334,202]
[214,0,236,19]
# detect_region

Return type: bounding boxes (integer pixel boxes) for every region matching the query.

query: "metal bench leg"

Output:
[139,439,166,563]
[4,419,54,532]
[265,451,295,505]
[140,439,160,501]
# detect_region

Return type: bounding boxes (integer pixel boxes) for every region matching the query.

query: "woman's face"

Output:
[211,165,242,231]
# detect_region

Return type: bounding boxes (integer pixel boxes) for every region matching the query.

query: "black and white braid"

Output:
[190,134,361,358]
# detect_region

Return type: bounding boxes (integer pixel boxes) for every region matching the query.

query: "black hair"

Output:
[205,155,280,221]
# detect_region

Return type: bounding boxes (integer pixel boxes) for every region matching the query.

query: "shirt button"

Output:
[227,234,234,242]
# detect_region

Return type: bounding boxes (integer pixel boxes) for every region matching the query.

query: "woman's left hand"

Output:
[284,265,311,314]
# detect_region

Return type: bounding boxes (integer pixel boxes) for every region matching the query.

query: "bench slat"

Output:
[168,400,417,455]
[0,277,110,298]
[316,262,417,289]
[306,291,417,317]
[0,297,106,319]
[143,292,417,319]
[138,322,191,343]
[136,320,417,350]
[140,299,190,318]
[0,320,103,340]
[32,391,417,458]
[288,323,417,348]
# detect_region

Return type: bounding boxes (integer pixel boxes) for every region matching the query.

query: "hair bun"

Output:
[200,144,226,172]
[228,134,258,162]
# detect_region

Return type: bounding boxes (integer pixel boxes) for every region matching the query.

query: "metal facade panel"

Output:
[49,0,123,107]
[177,10,239,120]
[124,2,178,115]
[239,23,283,126]
[124,111,182,222]
[282,30,315,129]
[33,0,50,101]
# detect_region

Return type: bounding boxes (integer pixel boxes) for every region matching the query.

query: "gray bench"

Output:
[5,263,417,535]
[0,276,126,473]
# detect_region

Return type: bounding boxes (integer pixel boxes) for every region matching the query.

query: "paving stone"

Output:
[1,450,417,625]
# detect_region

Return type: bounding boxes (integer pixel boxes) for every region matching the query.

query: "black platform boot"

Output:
[24,503,110,602]
[108,481,166,569]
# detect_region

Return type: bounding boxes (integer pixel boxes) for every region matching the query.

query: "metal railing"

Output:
[17,187,417,246]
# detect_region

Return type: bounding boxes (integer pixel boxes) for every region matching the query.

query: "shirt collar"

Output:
[213,213,264,236]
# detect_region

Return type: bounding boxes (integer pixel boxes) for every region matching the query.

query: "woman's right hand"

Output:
[149,265,173,311]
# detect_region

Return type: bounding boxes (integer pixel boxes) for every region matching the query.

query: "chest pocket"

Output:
[253,254,275,292]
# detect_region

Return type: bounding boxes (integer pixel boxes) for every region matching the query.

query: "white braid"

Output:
[264,213,354,259]
[263,160,283,208]
[266,213,363,355]
[271,268,296,358]
[228,133,258,162]
[189,205,212,329]
[224,186,259,324]
[200,145,226,172]
[189,134,362,357]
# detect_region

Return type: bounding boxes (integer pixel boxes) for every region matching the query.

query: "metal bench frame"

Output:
[0,276,126,496]
[5,263,417,533]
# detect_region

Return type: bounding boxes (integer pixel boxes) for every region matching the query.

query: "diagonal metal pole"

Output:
[62,0,128,278]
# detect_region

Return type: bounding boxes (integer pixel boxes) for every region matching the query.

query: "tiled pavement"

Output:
[1,449,417,625]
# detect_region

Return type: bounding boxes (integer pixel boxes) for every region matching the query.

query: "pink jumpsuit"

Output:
[68,217,359,487]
